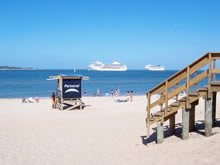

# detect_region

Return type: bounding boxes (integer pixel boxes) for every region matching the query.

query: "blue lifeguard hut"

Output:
[51,73,88,110]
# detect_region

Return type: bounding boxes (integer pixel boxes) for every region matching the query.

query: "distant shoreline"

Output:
[0,66,33,70]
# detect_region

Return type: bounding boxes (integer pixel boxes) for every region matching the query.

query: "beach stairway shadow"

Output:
[141,119,220,145]
[145,52,220,144]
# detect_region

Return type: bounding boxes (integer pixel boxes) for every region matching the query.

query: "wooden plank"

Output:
[150,97,164,109]
[189,52,209,68]
[186,66,190,109]
[168,70,186,89]
[175,83,179,101]
[189,70,208,87]
[212,57,220,60]
[211,81,220,85]
[213,59,216,81]
[212,69,220,74]
[165,80,168,115]
[147,82,165,96]
[154,111,163,116]
[146,92,151,137]
[190,56,209,74]
[194,71,198,92]
[211,52,220,60]
[168,83,186,99]
[208,53,212,98]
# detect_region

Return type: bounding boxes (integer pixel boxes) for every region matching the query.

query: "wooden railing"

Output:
[146,52,220,136]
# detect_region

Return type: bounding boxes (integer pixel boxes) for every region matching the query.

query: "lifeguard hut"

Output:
[51,74,88,110]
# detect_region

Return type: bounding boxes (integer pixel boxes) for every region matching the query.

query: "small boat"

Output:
[144,64,165,71]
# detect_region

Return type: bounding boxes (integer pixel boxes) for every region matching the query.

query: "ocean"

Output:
[0,70,217,98]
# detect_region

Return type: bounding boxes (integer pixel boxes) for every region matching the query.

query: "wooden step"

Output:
[161,107,172,112]
[171,101,180,107]
[189,92,199,97]
[211,81,220,86]
[154,111,163,116]
[199,87,208,92]
[211,81,220,92]
[179,97,186,102]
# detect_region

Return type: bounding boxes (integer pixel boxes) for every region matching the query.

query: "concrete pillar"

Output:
[170,115,175,135]
[182,107,189,140]
[205,97,212,137]
[157,120,164,144]
[189,104,195,132]
[212,92,217,127]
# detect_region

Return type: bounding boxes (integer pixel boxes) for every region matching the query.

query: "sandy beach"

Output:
[0,95,220,165]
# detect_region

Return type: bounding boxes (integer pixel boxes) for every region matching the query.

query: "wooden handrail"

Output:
[147,52,210,95]
[146,52,220,130]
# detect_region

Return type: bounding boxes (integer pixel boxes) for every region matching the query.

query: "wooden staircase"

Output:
[145,52,220,143]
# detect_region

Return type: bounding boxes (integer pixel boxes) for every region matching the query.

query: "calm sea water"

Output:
[0,70,218,98]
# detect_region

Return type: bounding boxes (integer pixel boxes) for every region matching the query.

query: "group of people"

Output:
[83,89,133,101]
[22,97,39,103]
[110,89,120,97]
[127,91,133,102]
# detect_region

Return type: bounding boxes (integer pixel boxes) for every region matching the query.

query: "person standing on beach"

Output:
[111,89,114,98]
[97,88,100,96]
[127,91,130,101]
[84,90,87,96]
[51,92,56,109]
[115,89,118,97]
[130,91,133,102]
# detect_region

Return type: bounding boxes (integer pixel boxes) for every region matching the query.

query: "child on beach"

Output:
[51,92,55,109]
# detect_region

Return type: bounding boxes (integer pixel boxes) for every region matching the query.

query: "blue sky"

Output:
[0,0,220,69]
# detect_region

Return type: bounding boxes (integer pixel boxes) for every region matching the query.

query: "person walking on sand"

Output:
[51,92,56,109]
[130,91,133,102]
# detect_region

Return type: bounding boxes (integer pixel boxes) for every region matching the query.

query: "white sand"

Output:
[0,95,220,165]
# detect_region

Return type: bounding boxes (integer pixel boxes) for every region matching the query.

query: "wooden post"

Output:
[205,96,212,137]
[175,83,178,101]
[165,81,168,116]
[186,66,191,109]
[157,120,164,144]
[80,99,83,110]
[212,92,217,127]
[182,107,189,140]
[189,103,196,132]
[208,53,212,98]
[213,59,216,82]
[194,71,197,92]
[170,114,175,135]
[146,92,151,137]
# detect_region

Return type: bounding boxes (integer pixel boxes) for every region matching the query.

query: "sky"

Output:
[0,0,220,70]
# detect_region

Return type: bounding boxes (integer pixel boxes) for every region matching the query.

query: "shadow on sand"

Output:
[141,118,220,145]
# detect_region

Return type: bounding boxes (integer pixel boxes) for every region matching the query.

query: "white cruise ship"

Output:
[144,64,165,71]
[88,61,127,71]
